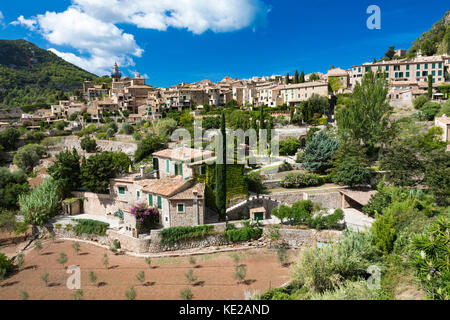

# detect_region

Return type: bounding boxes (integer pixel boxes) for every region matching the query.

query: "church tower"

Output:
[111,62,122,83]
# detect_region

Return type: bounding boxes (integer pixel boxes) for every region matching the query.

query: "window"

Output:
[417,64,420,70]
[432,71,436,76]
[137,191,140,199]
[157,196,162,209]
[395,72,398,78]
[439,63,443,68]
[406,65,410,70]
[432,63,435,69]
[200,165,207,175]
[365,67,370,72]
[394,65,400,71]
[149,194,153,206]
[424,64,428,69]
[118,187,125,195]
[406,72,410,77]
[385,66,389,71]
[438,70,442,76]
[177,204,185,213]
[416,71,420,77]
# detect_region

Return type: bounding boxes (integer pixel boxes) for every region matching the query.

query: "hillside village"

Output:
[1,12,450,301]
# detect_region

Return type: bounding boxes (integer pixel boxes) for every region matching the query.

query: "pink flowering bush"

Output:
[130,204,160,233]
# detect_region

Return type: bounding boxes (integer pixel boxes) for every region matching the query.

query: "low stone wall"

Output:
[262,180,281,189]
[59,136,137,156]
[148,223,228,253]
[269,191,306,206]
[263,227,342,247]
[304,192,341,209]
[52,227,112,247]
[109,230,151,254]
[72,191,123,216]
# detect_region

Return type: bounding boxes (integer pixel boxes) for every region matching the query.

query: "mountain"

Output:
[0,39,109,109]
[407,11,450,57]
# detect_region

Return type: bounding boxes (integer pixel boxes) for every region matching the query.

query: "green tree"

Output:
[13,144,46,174]
[427,74,433,98]
[0,128,21,151]
[413,95,429,110]
[48,149,81,197]
[215,112,227,221]
[134,135,166,162]
[309,73,320,81]
[423,150,450,206]
[299,70,305,83]
[335,70,393,155]
[331,158,371,188]
[384,46,396,60]
[302,131,338,173]
[371,209,396,254]
[57,252,68,269]
[80,137,97,153]
[420,102,441,120]
[285,73,290,85]
[294,70,299,84]
[0,168,29,210]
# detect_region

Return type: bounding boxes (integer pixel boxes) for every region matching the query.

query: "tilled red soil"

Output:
[0,239,292,300]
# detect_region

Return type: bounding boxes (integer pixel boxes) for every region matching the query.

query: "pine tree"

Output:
[215,112,227,221]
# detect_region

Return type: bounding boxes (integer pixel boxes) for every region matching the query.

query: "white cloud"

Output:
[72,0,270,34]
[13,0,269,75]
[11,15,38,30]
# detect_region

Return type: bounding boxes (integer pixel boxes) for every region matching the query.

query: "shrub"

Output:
[0,253,13,280]
[73,219,109,236]
[234,265,247,284]
[279,137,301,156]
[80,137,97,153]
[292,231,383,293]
[310,280,388,300]
[125,287,136,300]
[280,173,324,188]
[302,131,339,174]
[13,144,46,173]
[413,95,429,110]
[245,172,265,194]
[331,158,371,188]
[130,205,159,234]
[412,216,449,300]
[420,101,441,120]
[121,122,135,135]
[160,225,215,247]
[224,227,262,243]
[371,209,397,254]
[180,287,194,300]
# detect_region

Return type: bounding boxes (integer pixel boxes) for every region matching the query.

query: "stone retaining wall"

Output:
[59,136,137,156]
[262,227,342,247]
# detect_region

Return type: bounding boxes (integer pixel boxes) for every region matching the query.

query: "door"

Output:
[254,212,264,221]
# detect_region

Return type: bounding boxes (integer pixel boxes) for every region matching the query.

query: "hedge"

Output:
[160,225,215,247]
[224,227,263,243]
[0,253,13,279]
[280,173,329,189]
[73,219,109,236]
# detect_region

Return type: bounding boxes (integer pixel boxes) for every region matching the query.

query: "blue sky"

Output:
[0,0,448,87]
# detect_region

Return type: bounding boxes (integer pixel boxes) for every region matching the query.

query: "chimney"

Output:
[140,166,145,178]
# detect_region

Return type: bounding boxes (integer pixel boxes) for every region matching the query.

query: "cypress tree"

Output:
[300,71,305,83]
[294,70,300,84]
[259,106,265,130]
[427,74,433,99]
[285,73,290,85]
[215,111,227,221]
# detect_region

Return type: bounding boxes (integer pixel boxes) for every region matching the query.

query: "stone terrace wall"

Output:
[262,227,342,247]
[304,192,341,209]
[73,191,125,216]
[269,191,306,206]
[109,230,151,254]
[148,223,227,253]
[59,136,137,156]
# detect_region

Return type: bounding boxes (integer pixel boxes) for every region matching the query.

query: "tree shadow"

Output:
[41,252,54,256]
[193,265,202,269]
[78,252,89,256]
[108,265,119,270]
[242,279,257,286]
[23,265,38,271]
[193,281,205,287]
[143,282,155,287]
[151,266,159,269]
[98,282,107,287]
[1,281,19,287]
[48,282,61,287]
[281,262,292,268]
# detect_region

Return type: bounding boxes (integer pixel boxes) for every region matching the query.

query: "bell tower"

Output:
[111,62,122,83]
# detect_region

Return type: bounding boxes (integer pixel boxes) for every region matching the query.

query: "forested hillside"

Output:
[407,11,450,57]
[0,39,110,109]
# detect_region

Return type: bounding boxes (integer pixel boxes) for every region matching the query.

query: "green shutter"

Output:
[157,196,162,209]
[180,164,183,176]
[149,194,153,206]
[174,164,178,176]
[166,160,170,173]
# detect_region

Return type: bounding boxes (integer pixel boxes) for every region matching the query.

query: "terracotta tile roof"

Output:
[169,183,205,200]
[153,147,214,162]
[326,68,348,77]
[436,117,450,125]
[141,176,190,197]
